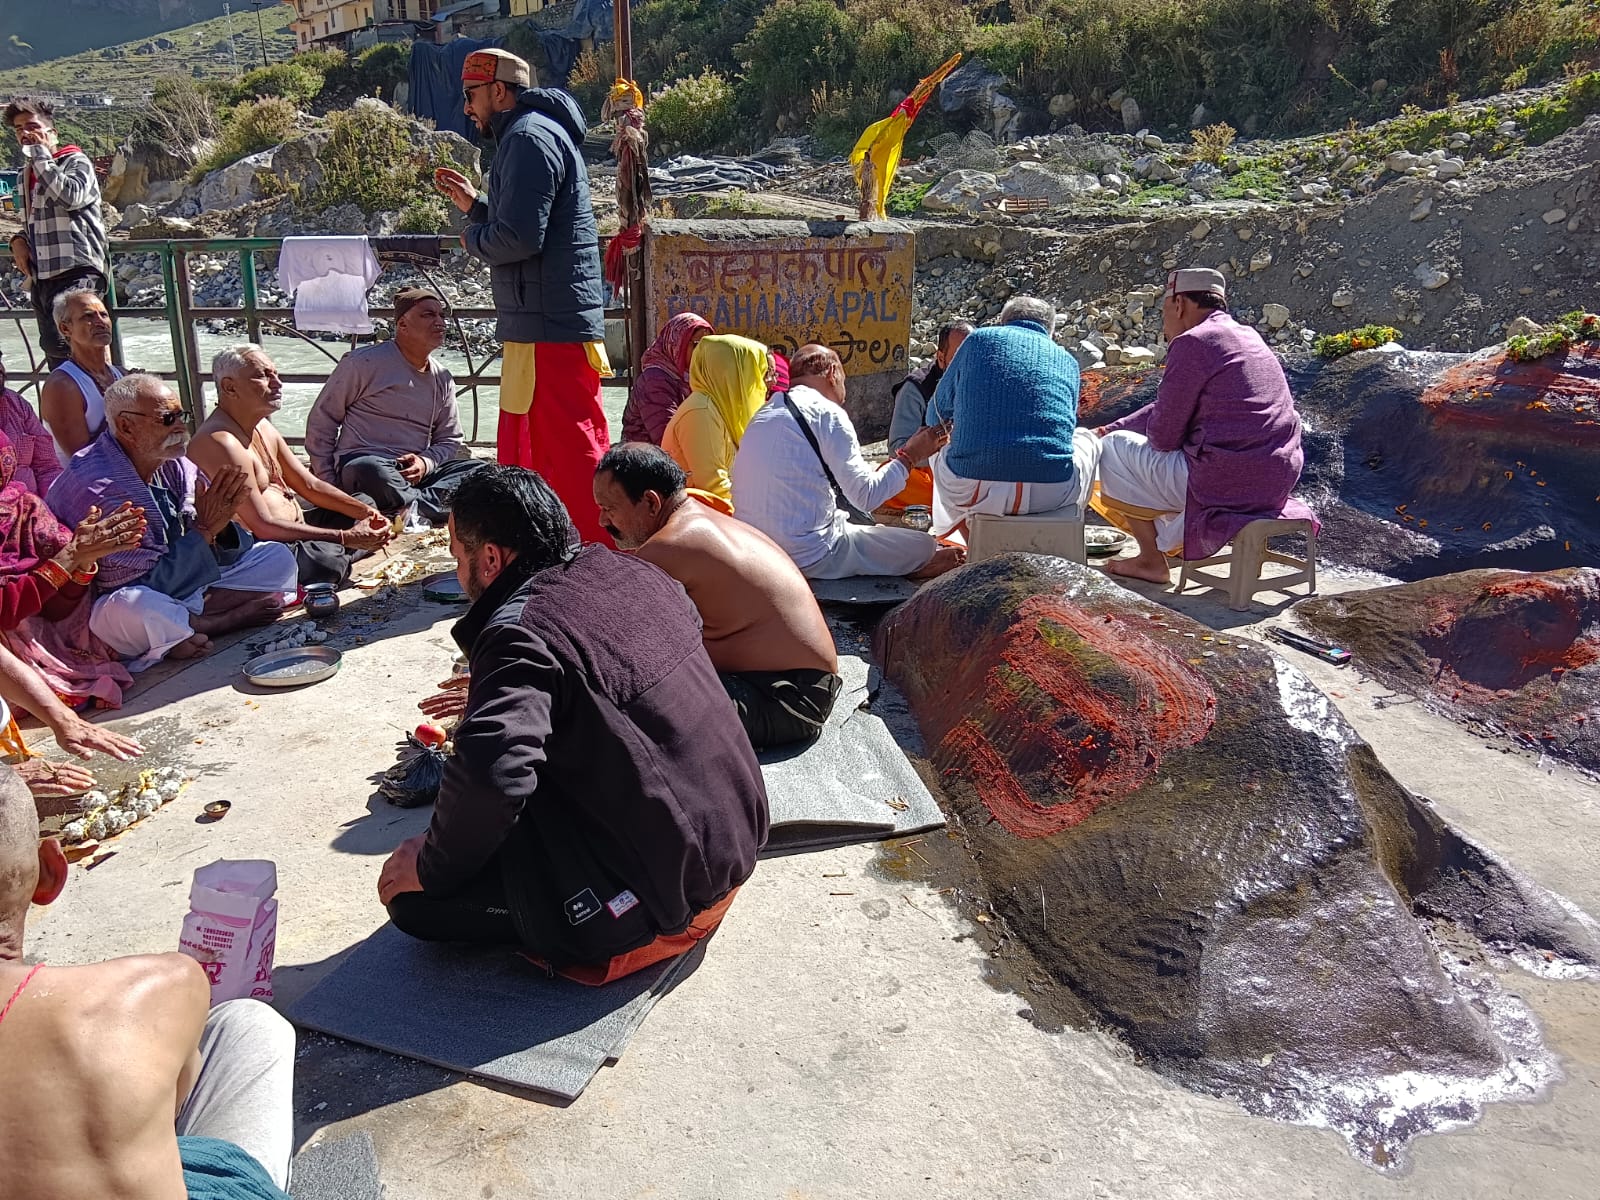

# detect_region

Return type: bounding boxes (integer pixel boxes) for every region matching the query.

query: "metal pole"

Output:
[239,249,261,345]
[158,248,194,421]
[106,255,126,367]
[223,3,241,77]
[253,0,269,68]
[613,0,633,81]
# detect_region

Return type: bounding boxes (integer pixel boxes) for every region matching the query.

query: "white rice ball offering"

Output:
[85,814,109,841]
[59,818,88,844]
[158,779,182,801]
[81,789,108,810]
[102,809,131,836]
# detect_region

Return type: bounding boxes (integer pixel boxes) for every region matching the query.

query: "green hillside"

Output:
[0,1,223,65]
[1,5,295,154]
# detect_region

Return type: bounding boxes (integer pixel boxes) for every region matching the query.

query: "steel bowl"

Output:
[243,645,343,688]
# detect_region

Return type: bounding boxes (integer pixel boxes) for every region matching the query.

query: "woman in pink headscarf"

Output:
[620,313,714,445]
[0,430,139,711]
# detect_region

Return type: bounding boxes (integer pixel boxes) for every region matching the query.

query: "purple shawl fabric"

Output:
[1102,311,1310,559]
[45,429,197,589]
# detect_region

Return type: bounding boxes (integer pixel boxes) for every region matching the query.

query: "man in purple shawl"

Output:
[46,374,298,669]
[1093,267,1309,584]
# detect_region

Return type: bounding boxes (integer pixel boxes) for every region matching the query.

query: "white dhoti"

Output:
[1094,430,1190,555]
[90,541,299,671]
[802,516,937,580]
[931,428,1103,541]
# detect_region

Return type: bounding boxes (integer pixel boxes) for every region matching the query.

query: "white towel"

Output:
[278,236,382,335]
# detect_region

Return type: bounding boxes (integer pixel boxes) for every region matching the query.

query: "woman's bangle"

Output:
[37,559,72,589]
[892,448,915,469]
[69,562,98,586]
[334,529,347,548]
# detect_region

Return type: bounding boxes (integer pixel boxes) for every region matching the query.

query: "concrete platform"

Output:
[21,554,1600,1200]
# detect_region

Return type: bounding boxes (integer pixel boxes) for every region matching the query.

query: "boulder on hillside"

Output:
[938,59,1019,143]
[198,150,277,212]
[996,161,1103,205]
[877,554,1599,1165]
[128,215,201,239]
[920,169,1000,214]
[1297,568,1600,773]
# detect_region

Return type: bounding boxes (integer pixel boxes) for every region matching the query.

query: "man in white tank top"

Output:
[39,290,123,466]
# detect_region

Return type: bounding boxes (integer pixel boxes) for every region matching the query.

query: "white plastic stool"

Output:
[967,508,1087,565]
[1176,518,1318,611]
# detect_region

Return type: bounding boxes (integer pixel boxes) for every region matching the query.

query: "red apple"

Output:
[415,723,448,748]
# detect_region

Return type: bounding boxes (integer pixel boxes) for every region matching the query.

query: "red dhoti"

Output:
[497,340,613,546]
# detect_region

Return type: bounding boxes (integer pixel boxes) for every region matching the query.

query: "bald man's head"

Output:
[789,344,846,405]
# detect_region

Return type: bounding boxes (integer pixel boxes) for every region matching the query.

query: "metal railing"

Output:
[2,234,632,445]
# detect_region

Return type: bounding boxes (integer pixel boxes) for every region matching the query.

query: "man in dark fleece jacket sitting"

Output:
[377,466,769,985]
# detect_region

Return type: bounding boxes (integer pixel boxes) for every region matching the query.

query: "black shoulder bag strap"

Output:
[777,391,876,526]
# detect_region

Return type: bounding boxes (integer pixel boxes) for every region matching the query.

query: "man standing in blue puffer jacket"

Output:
[434,48,614,546]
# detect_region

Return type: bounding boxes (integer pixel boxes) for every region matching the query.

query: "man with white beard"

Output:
[47,374,297,668]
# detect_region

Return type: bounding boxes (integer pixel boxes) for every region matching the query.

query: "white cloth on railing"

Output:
[278,237,382,335]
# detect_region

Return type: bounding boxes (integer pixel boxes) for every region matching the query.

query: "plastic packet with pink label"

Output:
[177,859,279,1005]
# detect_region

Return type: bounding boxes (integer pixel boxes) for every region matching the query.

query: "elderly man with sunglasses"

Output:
[47,373,297,668]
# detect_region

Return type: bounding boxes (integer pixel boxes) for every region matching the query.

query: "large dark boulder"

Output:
[1080,342,1600,580]
[1298,567,1600,773]
[877,555,1599,1164]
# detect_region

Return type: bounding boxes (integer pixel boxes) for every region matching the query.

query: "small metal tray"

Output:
[422,571,468,603]
[243,645,343,688]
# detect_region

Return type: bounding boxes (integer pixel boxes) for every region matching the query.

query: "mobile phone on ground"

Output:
[1267,626,1352,665]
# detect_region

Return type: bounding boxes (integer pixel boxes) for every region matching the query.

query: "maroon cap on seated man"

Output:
[0,766,296,1198]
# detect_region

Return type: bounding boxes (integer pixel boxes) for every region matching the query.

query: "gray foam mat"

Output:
[291,1131,382,1200]
[761,650,945,853]
[285,924,701,1101]
[807,575,921,606]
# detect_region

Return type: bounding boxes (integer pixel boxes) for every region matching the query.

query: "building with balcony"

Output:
[282,0,447,52]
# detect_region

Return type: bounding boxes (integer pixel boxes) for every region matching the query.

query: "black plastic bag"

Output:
[381,736,449,808]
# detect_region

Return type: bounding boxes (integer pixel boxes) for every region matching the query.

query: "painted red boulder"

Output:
[877,554,1599,1165]
[1298,567,1600,773]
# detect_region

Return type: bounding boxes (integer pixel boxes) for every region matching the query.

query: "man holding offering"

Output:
[434,49,613,545]
[192,345,392,587]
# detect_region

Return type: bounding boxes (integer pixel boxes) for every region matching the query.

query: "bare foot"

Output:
[192,595,283,637]
[909,545,967,580]
[168,632,213,660]
[1106,553,1174,585]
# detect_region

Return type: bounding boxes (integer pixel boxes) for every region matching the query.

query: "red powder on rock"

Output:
[933,596,1215,838]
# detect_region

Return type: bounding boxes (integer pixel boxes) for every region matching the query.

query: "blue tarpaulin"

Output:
[409,36,504,142]
[406,2,616,137]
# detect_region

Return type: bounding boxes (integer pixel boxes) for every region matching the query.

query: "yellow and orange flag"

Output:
[850,52,963,220]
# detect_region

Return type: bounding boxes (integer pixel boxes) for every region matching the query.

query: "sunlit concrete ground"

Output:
[19,531,1600,1200]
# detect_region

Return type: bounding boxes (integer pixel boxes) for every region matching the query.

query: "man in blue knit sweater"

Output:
[925,296,1101,540]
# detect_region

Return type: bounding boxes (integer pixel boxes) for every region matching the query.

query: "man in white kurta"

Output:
[731,345,962,581]
[47,374,297,670]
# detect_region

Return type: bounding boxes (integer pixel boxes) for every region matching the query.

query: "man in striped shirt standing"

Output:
[5,97,109,370]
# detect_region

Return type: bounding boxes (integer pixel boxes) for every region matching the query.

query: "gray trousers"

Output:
[175,998,296,1190]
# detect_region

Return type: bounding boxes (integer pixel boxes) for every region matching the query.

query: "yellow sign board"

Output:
[647,225,914,378]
